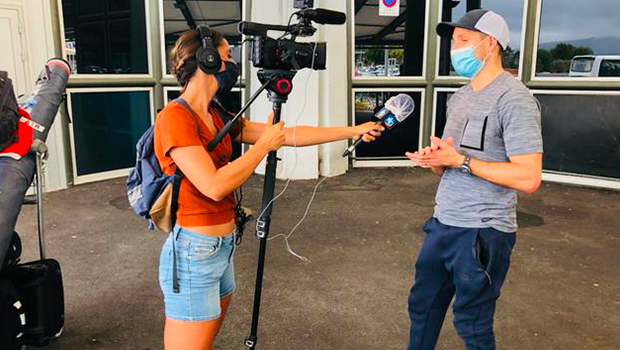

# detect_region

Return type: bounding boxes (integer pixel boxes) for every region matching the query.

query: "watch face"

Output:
[460,159,471,173]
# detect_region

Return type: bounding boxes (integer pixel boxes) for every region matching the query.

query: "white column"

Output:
[316,0,350,177]
[248,0,351,179]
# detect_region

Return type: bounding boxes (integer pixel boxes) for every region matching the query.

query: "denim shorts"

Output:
[159,225,236,321]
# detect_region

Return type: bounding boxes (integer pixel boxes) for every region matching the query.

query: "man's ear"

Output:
[488,36,501,56]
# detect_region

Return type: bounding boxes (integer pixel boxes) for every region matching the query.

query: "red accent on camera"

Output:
[275,79,292,94]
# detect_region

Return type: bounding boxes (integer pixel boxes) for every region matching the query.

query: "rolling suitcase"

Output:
[4,149,65,346]
[0,278,26,350]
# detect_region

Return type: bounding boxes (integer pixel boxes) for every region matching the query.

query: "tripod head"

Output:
[258,70,297,105]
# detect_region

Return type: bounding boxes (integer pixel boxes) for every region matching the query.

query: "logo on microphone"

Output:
[383,115,397,129]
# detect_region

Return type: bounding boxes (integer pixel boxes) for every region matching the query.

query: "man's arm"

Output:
[467,154,542,194]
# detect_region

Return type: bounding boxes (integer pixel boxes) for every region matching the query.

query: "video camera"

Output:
[239,0,346,71]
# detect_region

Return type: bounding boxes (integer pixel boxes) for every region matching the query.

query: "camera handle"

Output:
[244,69,296,350]
[207,78,274,152]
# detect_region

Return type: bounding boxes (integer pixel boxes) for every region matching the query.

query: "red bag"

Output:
[0,108,34,160]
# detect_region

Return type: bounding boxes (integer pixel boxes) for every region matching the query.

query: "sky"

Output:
[453,0,620,49]
[448,0,526,50]
[538,0,620,44]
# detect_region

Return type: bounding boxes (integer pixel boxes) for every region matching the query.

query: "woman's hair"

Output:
[169,29,226,91]
[168,29,243,138]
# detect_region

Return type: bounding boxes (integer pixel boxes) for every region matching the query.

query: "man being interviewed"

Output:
[406,10,543,350]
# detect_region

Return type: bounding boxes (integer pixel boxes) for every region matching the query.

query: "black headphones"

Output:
[196,25,221,75]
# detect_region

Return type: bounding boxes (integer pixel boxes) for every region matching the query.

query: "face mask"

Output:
[214,61,240,94]
[450,37,491,78]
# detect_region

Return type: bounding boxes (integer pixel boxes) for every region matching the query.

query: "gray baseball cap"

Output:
[437,9,510,50]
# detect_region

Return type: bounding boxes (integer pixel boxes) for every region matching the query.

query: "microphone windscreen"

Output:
[314,9,347,25]
[385,94,415,122]
[304,9,347,25]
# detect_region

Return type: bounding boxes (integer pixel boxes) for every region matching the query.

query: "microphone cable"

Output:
[255,42,324,263]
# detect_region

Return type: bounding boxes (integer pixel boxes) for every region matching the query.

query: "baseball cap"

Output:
[437,9,510,50]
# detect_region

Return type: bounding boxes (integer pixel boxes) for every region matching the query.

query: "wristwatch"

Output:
[459,155,472,174]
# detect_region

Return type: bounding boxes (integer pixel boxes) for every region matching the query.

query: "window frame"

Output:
[350,87,425,168]
[158,0,247,83]
[67,87,154,185]
[57,0,154,80]
[431,87,459,138]
[350,0,431,83]
[531,89,620,190]
[434,0,530,82]
[530,0,620,83]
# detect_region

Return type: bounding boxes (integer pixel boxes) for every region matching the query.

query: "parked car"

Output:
[569,55,620,77]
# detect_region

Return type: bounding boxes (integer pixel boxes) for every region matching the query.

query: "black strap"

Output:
[169,99,201,294]
[170,168,183,231]
[171,168,183,293]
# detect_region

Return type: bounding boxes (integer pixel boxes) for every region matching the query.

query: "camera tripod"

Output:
[244,69,296,350]
[208,69,297,350]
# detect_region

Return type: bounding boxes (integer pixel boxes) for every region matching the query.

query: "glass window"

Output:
[570,57,595,73]
[354,0,427,77]
[534,93,620,179]
[438,0,525,76]
[353,91,422,158]
[62,0,149,75]
[70,90,151,176]
[434,90,455,137]
[162,0,243,75]
[600,60,620,77]
[165,88,181,102]
[536,0,620,78]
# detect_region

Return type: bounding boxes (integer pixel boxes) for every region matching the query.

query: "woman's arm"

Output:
[170,145,267,202]
[237,119,383,147]
[172,116,285,201]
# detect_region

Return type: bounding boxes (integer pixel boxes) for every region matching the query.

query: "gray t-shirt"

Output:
[434,72,543,233]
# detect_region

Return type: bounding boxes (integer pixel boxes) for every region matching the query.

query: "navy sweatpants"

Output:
[407,217,516,350]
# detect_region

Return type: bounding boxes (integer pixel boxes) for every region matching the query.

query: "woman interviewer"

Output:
[155,28,383,349]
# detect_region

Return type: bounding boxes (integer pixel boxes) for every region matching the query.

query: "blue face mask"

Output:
[450,37,490,78]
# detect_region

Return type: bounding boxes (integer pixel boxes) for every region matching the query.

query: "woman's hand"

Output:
[352,122,385,143]
[255,111,286,153]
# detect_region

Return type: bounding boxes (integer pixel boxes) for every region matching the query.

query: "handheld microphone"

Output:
[342,94,415,158]
[298,9,347,25]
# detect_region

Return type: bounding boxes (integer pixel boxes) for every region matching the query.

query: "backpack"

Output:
[0,71,20,151]
[126,99,200,230]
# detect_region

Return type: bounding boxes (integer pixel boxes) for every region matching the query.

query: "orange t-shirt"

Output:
[154,100,235,227]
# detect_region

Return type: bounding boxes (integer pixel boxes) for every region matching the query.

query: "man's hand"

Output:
[406,136,465,169]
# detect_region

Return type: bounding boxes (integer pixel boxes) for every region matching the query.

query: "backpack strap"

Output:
[168,98,202,225]
[170,167,183,293]
[169,98,199,294]
[173,98,201,136]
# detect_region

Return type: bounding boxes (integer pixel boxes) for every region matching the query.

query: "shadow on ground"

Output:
[15,168,620,350]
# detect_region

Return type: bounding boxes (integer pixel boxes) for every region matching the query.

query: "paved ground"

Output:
[14,168,620,350]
